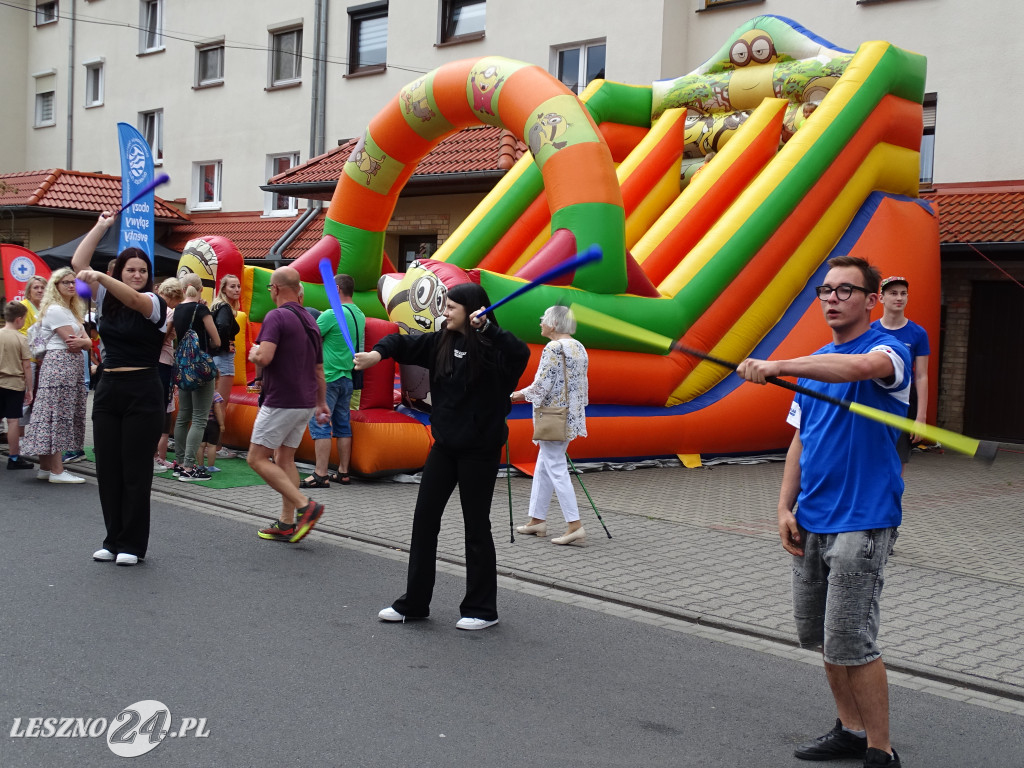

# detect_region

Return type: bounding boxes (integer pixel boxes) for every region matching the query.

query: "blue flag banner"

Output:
[116,122,155,268]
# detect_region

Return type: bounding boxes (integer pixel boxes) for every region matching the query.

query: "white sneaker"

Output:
[92,548,115,562]
[456,617,499,631]
[378,607,406,622]
[49,471,84,484]
[216,448,236,458]
[153,460,168,473]
[36,470,51,481]
[115,553,139,566]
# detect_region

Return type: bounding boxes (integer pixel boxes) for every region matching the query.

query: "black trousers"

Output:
[392,442,501,621]
[93,368,164,558]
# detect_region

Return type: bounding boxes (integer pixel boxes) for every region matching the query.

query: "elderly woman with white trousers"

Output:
[511,305,589,545]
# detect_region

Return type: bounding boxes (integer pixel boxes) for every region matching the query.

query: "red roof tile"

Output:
[269,126,528,189]
[164,210,326,261]
[921,181,1024,244]
[159,127,531,263]
[0,169,188,221]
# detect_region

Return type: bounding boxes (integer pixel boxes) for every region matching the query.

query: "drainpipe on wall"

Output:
[267,0,328,263]
[66,0,76,168]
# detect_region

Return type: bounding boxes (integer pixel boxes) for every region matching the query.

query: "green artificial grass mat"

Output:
[157,451,265,489]
[78,446,267,489]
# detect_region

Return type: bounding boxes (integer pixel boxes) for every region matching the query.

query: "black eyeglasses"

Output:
[815,283,870,301]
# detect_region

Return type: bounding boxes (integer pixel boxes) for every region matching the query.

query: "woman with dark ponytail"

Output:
[355,282,530,630]
[73,211,169,566]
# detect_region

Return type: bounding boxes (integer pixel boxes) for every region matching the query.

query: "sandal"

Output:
[329,471,351,485]
[299,473,330,489]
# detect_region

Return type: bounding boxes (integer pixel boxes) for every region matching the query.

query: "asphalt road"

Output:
[1,478,1020,767]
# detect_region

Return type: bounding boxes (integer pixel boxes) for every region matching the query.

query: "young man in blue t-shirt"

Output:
[871,276,930,463]
[737,255,911,768]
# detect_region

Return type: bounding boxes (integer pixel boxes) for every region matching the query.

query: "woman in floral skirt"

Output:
[21,268,92,483]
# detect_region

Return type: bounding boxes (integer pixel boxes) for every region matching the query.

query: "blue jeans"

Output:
[307,376,353,439]
[213,352,235,377]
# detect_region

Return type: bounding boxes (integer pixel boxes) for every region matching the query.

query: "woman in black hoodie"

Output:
[355,282,529,630]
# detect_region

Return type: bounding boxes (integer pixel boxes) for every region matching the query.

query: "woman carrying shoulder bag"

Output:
[171,274,220,481]
[20,269,92,483]
[511,305,589,545]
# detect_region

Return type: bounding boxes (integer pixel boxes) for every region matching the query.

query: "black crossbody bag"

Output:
[342,304,363,389]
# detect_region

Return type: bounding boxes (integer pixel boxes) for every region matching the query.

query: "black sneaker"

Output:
[864,748,901,767]
[7,456,35,470]
[178,466,211,482]
[795,719,868,761]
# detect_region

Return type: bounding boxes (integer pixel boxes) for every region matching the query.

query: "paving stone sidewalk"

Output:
[46,396,1024,702]
[73,439,1023,703]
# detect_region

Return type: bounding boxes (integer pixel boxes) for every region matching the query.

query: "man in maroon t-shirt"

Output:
[247,267,330,543]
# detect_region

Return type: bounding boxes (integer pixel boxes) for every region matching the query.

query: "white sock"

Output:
[842,725,867,738]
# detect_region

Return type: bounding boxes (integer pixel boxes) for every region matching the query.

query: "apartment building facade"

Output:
[2,0,1022,438]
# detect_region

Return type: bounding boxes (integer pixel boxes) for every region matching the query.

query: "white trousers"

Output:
[527,439,580,522]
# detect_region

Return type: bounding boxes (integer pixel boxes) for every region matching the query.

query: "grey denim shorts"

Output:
[791,527,898,666]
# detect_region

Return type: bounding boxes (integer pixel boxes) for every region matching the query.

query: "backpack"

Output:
[26,321,50,359]
[174,304,218,391]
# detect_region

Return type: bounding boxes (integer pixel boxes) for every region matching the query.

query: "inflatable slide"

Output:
[197,16,938,474]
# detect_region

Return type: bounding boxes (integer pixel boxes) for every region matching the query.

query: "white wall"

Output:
[18,6,66,173]
[6,0,1022,214]
[0,8,30,174]
[68,0,321,211]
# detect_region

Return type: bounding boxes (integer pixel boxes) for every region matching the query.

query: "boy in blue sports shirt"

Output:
[737,255,911,768]
[871,276,930,462]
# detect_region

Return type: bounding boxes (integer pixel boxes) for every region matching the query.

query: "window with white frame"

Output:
[919,92,936,187]
[193,161,222,209]
[139,108,163,163]
[139,0,163,53]
[33,72,56,127]
[269,25,302,87]
[36,1,58,25]
[348,2,388,75]
[84,59,104,107]
[35,92,56,127]
[265,152,300,215]
[440,0,484,44]
[554,40,605,95]
[196,41,224,87]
